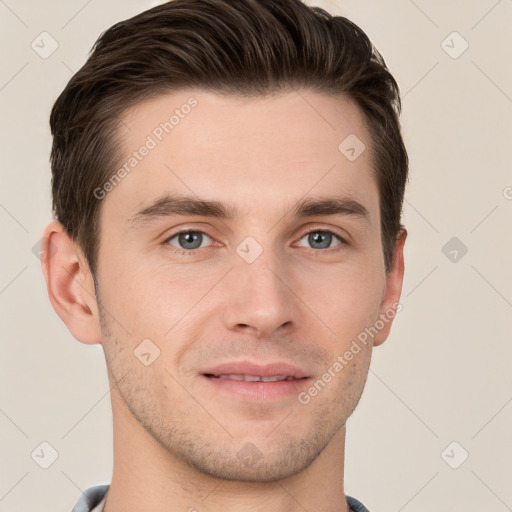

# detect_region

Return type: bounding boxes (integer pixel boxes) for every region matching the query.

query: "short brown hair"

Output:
[50,0,408,278]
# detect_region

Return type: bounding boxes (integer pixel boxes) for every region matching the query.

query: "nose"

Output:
[221,249,300,339]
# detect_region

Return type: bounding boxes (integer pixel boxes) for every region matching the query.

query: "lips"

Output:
[209,374,295,382]
[201,361,309,381]
[201,361,311,401]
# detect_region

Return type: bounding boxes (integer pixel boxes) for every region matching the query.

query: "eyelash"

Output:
[163,228,347,256]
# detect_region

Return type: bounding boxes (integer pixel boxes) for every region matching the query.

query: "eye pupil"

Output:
[179,231,202,249]
[309,231,332,249]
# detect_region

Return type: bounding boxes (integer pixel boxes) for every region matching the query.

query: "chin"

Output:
[177,435,326,482]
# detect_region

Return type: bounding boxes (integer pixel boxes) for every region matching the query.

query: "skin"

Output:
[42,88,406,512]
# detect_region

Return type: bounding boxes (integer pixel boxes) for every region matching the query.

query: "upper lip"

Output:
[201,361,309,379]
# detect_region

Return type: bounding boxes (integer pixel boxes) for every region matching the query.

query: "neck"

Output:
[104,388,351,512]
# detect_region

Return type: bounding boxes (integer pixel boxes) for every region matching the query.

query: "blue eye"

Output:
[297,230,344,250]
[166,231,213,251]
[163,228,346,256]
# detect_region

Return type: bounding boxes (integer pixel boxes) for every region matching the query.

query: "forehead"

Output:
[103,88,379,225]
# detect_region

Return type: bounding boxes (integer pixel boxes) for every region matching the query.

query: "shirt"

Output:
[71,484,372,511]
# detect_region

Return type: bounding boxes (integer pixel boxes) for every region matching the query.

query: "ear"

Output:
[372,228,407,347]
[40,221,102,345]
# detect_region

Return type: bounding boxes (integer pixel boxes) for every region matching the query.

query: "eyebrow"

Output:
[128,193,370,227]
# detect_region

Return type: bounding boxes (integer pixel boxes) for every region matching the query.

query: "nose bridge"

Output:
[221,238,298,337]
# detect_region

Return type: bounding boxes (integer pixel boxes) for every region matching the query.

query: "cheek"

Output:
[98,255,217,346]
[300,262,384,343]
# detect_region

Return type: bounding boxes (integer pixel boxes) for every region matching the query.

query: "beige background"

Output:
[1,1,511,511]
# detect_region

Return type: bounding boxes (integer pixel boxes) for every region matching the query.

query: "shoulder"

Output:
[346,494,372,512]
[70,484,110,512]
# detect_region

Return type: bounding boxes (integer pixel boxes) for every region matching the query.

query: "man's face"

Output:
[94,89,397,481]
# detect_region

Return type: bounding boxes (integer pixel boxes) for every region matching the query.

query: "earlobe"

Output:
[40,221,102,345]
[372,228,407,347]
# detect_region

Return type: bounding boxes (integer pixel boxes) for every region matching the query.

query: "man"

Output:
[41,0,408,510]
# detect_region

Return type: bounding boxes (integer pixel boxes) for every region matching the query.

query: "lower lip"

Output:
[202,375,311,401]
